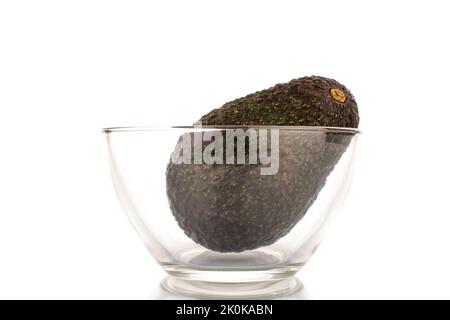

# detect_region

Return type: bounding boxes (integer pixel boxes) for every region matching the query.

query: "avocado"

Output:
[166,76,359,252]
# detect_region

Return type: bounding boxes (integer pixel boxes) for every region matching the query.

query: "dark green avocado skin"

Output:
[200,76,358,128]
[166,76,359,252]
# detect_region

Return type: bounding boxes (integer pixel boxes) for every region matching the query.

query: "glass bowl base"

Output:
[161,276,302,299]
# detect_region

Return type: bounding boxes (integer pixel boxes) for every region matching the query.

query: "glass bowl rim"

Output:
[103,126,360,134]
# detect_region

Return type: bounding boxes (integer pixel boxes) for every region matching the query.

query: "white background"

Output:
[1,0,449,299]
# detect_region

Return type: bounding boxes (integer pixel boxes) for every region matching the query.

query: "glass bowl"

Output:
[104,125,359,298]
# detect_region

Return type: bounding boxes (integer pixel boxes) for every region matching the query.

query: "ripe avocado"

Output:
[166,76,359,252]
[201,76,358,128]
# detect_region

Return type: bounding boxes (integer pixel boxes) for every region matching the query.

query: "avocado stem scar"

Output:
[330,88,347,103]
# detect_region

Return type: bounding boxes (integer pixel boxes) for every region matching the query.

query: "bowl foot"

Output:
[161,276,302,299]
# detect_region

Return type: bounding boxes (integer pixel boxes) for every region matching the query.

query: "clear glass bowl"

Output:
[104,126,359,298]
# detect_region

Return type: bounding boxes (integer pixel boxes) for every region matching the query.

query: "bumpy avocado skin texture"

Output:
[166,76,359,252]
[200,76,358,128]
